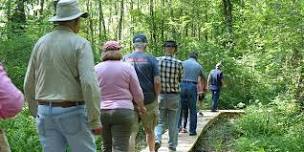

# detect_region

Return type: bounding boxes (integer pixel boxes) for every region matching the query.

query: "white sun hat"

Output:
[49,0,88,22]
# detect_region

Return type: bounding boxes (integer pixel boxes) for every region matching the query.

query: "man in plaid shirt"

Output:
[155,40,183,152]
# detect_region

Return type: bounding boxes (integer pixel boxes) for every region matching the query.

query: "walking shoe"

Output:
[179,128,188,133]
[189,132,197,136]
[198,111,204,116]
[155,142,161,152]
[169,147,176,151]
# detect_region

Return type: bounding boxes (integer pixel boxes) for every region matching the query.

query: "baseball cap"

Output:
[102,41,122,51]
[163,40,178,48]
[133,34,148,43]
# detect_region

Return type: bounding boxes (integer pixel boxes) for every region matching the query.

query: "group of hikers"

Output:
[0,0,224,152]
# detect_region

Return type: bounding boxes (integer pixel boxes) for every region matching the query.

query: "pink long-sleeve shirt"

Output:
[95,61,144,110]
[0,64,24,119]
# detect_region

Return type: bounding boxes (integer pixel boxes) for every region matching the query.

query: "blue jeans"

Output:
[36,105,96,152]
[211,89,221,111]
[155,93,180,149]
[179,82,197,134]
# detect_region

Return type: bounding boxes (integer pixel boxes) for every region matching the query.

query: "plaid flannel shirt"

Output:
[158,56,183,93]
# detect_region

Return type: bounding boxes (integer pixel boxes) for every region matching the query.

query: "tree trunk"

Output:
[53,0,59,15]
[149,0,157,50]
[118,0,124,40]
[39,0,45,17]
[86,0,95,55]
[108,1,112,35]
[6,0,11,21]
[130,0,134,36]
[204,3,208,42]
[169,0,177,39]
[98,0,107,41]
[160,0,165,42]
[191,2,196,37]
[222,0,233,35]
[9,0,27,35]
[130,0,134,50]
[137,0,140,9]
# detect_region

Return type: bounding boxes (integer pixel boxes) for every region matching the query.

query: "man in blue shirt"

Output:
[124,34,161,152]
[178,51,206,136]
[208,63,224,112]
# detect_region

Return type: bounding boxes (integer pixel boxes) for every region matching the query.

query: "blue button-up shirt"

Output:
[182,58,204,83]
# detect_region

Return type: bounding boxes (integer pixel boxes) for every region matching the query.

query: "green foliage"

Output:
[1,0,304,151]
[0,108,41,152]
[194,117,237,152]
[234,96,304,152]
[0,34,35,89]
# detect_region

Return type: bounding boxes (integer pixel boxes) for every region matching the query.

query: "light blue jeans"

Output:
[36,105,96,152]
[155,93,180,149]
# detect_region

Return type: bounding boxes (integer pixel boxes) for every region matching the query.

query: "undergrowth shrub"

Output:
[233,95,304,152]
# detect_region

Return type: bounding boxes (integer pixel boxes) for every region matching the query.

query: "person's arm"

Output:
[78,41,102,131]
[152,57,161,96]
[207,72,211,89]
[154,76,161,96]
[199,67,207,92]
[24,46,37,117]
[129,66,146,116]
[220,72,225,87]
[0,65,24,119]
[197,76,204,93]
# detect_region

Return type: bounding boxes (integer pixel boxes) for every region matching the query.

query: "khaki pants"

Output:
[0,129,11,152]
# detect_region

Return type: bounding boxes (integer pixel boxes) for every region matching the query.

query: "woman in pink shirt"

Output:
[0,64,24,119]
[95,41,146,152]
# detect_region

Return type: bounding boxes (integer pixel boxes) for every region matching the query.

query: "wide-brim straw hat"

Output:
[49,0,88,22]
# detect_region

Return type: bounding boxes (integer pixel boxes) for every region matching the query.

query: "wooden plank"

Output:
[0,129,11,152]
[140,110,244,152]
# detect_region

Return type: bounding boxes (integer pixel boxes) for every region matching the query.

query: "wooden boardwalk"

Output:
[141,110,244,152]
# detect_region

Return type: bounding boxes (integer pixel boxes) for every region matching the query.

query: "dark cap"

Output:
[133,34,148,43]
[163,40,178,48]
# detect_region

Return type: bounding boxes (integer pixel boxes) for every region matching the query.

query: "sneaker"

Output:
[169,147,176,151]
[189,132,197,136]
[179,128,188,133]
[198,111,204,116]
[155,142,161,152]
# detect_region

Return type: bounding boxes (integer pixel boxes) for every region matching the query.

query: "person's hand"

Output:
[138,106,147,118]
[91,127,102,135]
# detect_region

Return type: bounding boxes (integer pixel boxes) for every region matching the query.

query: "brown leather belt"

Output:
[37,101,85,108]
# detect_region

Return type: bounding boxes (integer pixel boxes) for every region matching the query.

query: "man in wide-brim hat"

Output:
[24,0,102,151]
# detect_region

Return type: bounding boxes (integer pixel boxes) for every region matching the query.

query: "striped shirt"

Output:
[158,56,183,93]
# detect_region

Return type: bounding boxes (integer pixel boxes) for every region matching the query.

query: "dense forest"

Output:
[0,0,304,151]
